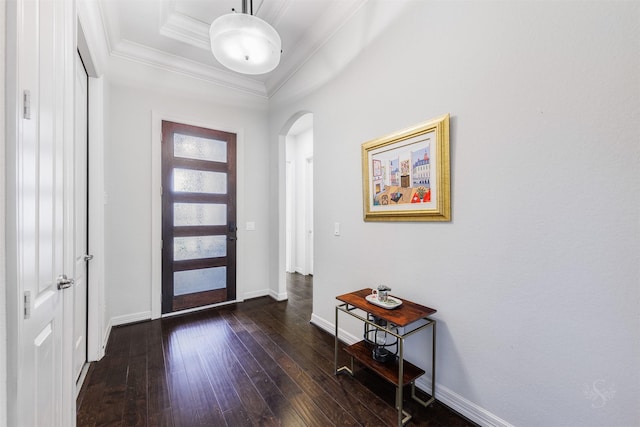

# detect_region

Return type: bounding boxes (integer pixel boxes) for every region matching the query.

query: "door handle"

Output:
[57,274,74,290]
[228,236,237,241]
[84,254,94,262]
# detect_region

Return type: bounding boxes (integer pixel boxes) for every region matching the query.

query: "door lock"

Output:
[57,274,74,290]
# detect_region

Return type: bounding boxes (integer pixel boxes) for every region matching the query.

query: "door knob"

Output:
[57,274,74,290]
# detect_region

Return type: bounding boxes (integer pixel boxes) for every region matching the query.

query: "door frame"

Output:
[151,111,246,319]
[77,16,107,364]
[73,49,89,385]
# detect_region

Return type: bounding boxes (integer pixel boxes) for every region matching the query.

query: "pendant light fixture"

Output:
[209,0,282,75]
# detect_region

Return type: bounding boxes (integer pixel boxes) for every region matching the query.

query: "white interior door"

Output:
[7,0,73,425]
[73,51,89,384]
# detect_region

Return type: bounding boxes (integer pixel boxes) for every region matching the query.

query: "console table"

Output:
[334,289,437,426]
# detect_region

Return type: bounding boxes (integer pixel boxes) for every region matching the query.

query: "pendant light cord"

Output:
[241,0,254,15]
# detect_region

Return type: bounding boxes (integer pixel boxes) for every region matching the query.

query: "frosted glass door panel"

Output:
[173,169,227,194]
[174,203,226,226]
[174,267,227,296]
[174,235,227,261]
[174,133,227,162]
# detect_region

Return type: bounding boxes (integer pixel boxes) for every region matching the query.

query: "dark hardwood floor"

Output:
[77,274,475,426]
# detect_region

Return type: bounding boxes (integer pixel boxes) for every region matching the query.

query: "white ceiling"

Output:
[98,0,368,97]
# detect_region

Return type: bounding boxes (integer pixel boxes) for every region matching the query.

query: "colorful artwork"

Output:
[369,141,431,206]
[362,114,450,221]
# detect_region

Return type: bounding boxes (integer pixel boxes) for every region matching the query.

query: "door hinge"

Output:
[23,90,31,120]
[24,291,31,319]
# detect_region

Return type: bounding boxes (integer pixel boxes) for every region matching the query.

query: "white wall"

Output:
[104,59,271,324]
[0,2,7,425]
[268,1,640,426]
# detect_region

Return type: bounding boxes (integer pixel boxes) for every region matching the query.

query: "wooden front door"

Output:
[161,121,237,313]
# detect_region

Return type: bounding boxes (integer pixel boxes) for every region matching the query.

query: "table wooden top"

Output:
[336,288,436,327]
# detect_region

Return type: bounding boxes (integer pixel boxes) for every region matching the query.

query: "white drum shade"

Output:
[209,13,281,75]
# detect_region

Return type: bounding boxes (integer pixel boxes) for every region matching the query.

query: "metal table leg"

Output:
[334,301,436,426]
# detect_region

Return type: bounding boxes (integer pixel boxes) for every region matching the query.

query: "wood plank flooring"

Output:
[77,274,476,426]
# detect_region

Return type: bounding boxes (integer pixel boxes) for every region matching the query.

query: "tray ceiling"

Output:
[98,0,368,97]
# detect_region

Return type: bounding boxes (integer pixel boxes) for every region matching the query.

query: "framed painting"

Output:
[361,114,450,222]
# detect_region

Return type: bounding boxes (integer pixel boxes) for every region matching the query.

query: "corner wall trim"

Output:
[270,289,288,301]
[102,319,112,353]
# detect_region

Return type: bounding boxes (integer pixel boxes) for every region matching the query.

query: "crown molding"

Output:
[97,0,119,54]
[110,39,268,98]
[159,1,210,51]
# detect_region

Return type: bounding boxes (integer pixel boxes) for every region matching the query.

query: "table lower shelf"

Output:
[343,341,425,386]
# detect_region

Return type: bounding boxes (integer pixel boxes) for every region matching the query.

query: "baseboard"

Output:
[311,312,512,427]
[270,289,288,301]
[414,377,513,427]
[310,313,360,344]
[110,311,152,327]
[243,289,269,300]
[102,319,112,354]
[310,313,332,333]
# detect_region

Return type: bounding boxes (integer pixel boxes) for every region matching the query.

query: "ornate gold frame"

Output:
[361,114,450,222]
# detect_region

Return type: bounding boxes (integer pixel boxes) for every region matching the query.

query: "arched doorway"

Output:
[278,112,314,298]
